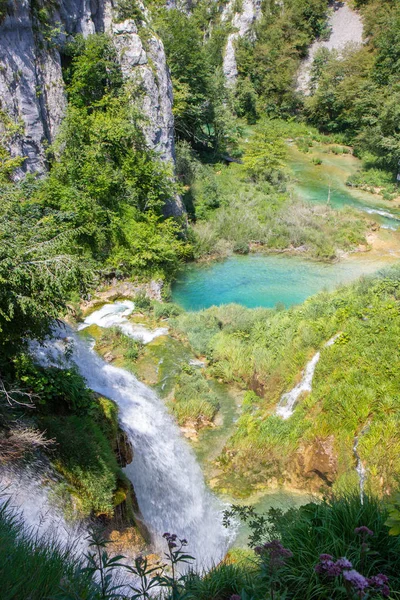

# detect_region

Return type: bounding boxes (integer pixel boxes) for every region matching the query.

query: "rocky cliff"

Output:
[296,0,364,95]
[222,0,261,85]
[0,0,184,215]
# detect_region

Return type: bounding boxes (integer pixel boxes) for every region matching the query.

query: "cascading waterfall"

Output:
[276,335,340,420]
[78,300,168,344]
[32,324,233,570]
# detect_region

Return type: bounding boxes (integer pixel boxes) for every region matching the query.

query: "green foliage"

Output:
[224,494,400,599]
[235,0,329,118]
[152,8,240,154]
[386,493,400,536]
[243,120,287,182]
[169,367,220,426]
[98,326,144,364]
[152,301,183,319]
[41,415,121,517]
[113,0,144,22]
[0,180,90,366]
[14,356,93,415]
[0,502,95,600]
[63,34,123,109]
[37,34,187,276]
[305,1,400,178]
[173,267,400,495]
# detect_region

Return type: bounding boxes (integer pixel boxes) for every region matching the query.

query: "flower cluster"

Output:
[355,526,374,538]
[315,554,352,578]
[229,595,241,600]
[162,532,188,550]
[254,539,293,569]
[368,574,390,598]
[314,553,389,598]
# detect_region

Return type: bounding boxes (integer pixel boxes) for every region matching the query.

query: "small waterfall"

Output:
[78,300,168,344]
[0,465,89,553]
[32,325,233,570]
[276,335,340,420]
[353,437,367,505]
[353,423,370,505]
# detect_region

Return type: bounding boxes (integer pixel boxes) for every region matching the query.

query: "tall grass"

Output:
[0,502,94,600]
[172,267,400,495]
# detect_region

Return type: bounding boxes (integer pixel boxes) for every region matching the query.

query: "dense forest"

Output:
[2,0,400,597]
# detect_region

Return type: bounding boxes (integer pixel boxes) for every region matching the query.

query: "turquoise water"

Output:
[288,146,400,230]
[172,254,393,311]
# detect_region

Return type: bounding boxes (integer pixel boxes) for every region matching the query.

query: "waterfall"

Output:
[353,423,370,505]
[32,325,233,570]
[276,335,340,420]
[0,465,89,554]
[353,437,367,505]
[78,300,168,344]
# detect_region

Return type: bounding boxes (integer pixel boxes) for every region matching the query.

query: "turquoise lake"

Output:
[171,253,396,311]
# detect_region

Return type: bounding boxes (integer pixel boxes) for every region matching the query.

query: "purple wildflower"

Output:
[230,596,241,600]
[335,557,352,570]
[315,555,353,578]
[355,526,374,537]
[319,553,334,562]
[343,569,369,592]
[368,574,390,598]
[255,539,293,569]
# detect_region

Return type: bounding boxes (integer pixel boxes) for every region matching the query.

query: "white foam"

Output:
[78,301,168,344]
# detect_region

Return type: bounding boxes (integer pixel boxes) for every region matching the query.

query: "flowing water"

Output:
[0,465,89,553]
[276,335,339,419]
[32,326,233,570]
[79,301,169,344]
[287,144,400,230]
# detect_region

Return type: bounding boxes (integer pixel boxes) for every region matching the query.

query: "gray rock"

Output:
[0,0,184,215]
[296,1,364,95]
[222,0,262,85]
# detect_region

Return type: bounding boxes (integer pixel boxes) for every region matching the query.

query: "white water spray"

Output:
[78,300,168,344]
[32,325,233,570]
[0,466,89,553]
[276,335,340,420]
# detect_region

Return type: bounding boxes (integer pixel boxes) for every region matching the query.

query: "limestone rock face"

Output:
[0,0,184,214]
[297,0,364,95]
[222,0,262,85]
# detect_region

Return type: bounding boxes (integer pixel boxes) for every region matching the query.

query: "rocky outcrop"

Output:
[297,1,364,95]
[222,0,262,85]
[292,436,338,491]
[0,0,184,214]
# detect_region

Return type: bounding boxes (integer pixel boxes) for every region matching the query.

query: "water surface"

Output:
[288,145,400,230]
[172,253,394,311]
